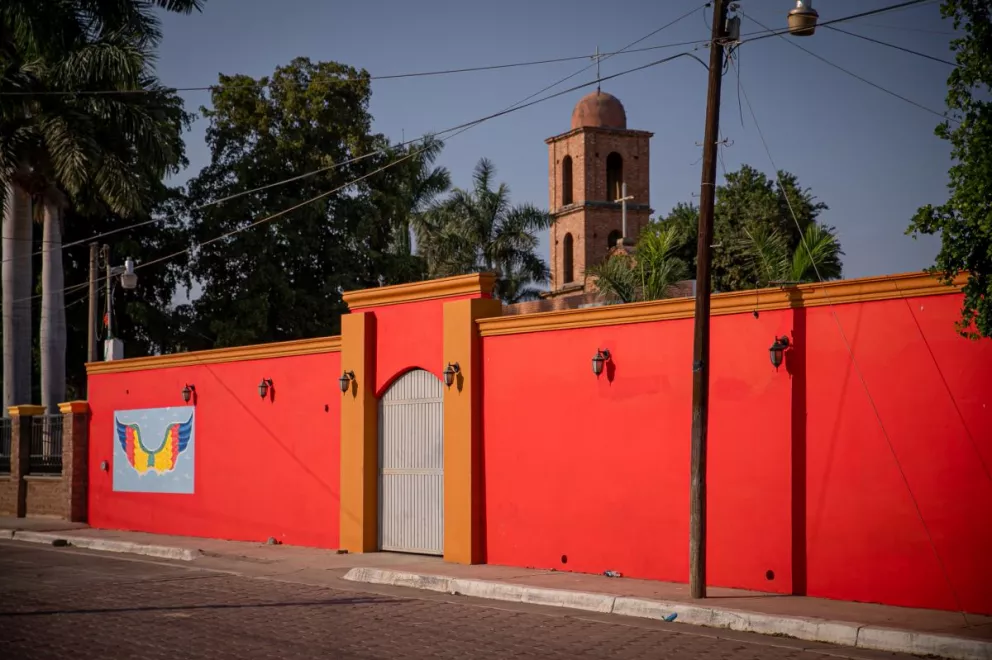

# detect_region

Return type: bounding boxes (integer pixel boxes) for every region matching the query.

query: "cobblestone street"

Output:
[0,543,916,660]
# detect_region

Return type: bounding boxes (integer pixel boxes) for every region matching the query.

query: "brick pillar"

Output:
[59,401,90,522]
[7,405,44,517]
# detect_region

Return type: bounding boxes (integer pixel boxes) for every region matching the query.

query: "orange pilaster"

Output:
[442,297,502,564]
[339,312,378,553]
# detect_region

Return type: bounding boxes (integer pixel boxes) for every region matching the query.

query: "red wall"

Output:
[365,294,483,395]
[483,307,796,593]
[87,351,342,548]
[482,293,992,613]
[804,294,992,613]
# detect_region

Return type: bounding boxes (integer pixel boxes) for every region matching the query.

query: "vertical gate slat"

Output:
[378,369,444,555]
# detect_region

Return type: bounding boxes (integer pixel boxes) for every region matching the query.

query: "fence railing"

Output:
[29,415,63,475]
[0,418,11,474]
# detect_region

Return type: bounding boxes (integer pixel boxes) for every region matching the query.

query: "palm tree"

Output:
[415,158,552,303]
[387,136,451,258]
[1,1,198,411]
[741,221,843,286]
[588,222,692,304]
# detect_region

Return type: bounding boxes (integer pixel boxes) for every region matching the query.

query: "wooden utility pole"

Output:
[690,0,729,600]
[87,243,98,364]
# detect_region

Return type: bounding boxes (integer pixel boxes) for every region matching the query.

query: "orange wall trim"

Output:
[343,273,496,311]
[57,401,90,415]
[478,271,967,337]
[85,336,342,374]
[7,405,44,417]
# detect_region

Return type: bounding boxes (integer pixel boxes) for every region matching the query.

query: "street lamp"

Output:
[787,0,819,37]
[93,245,140,361]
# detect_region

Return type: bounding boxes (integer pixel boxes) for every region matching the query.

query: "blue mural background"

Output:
[113,406,196,494]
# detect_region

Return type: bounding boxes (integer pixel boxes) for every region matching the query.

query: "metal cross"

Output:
[615,182,634,243]
[592,46,605,92]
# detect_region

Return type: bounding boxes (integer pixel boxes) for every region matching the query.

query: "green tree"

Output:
[650,164,839,293]
[740,221,843,286]
[183,58,427,347]
[588,222,691,304]
[415,158,552,303]
[1,0,198,411]
[908,1,991,338]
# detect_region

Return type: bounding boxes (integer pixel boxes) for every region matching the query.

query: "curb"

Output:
[343,568,992,660]
[3,530,200,561]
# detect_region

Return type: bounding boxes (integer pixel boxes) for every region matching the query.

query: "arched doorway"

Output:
[378,369,444,555]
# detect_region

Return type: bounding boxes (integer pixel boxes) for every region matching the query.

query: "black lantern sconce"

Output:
[591,349,611,376]
[769,336,791,370]
[339,370,356,394]
[443,362,461,388]
[181,383,195,403]
[258,378,273,400]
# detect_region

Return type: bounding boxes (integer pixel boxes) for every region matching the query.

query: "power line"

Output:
[0,33,711,99]
[11,47,706,304]
[856,21,956,36]
[744,13,952,122]
[824,24,957,67]
[739,0,935,44]
[2,0,929,99]
[5,5,710,265]
[731,56,969,621]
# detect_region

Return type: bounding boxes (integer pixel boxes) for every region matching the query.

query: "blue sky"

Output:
[155,0,956,280]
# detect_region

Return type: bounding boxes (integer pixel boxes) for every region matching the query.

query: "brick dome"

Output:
[571,91,627,130]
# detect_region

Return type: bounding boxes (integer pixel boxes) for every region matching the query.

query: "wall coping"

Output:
[86,336,341,375]
[7,405,45,417]
[478,271,968,337]
[58,401,90,414]
[343,273,496,311]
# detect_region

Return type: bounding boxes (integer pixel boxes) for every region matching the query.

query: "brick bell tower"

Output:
[546,90,653,297]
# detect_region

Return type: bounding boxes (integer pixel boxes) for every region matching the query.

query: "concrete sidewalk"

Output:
[2,518,989,660]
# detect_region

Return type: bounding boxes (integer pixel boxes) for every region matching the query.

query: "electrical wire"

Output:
[2,0,931,99]
[738,0,936,44]
[10,48,708,305]
[823,24,957,67]
[856,21,956,36]
[731,56,969,620]
[744,13,952,122]
[1,6,710,100]
[4,4,710,265]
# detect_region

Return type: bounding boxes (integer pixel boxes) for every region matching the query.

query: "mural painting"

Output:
[113,406,195,494]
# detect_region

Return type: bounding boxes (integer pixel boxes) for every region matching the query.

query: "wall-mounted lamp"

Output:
[443,362,461,388]
[258,378,273,400]
[182,383,195,403]
[591,349,611,376]
[339,370,356,394]
[769,336,791,370]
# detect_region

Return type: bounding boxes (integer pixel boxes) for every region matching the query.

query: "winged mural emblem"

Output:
[115,415,193,475]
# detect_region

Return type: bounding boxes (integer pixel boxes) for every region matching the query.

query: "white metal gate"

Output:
[378,369,444,554]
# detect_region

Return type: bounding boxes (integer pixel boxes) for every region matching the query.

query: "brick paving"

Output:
[0,543,916,660]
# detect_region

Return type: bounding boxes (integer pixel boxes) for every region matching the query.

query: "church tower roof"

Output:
[570,91,627,130]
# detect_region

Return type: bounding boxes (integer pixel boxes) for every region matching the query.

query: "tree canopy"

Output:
[908,0,992,339]
[596,164,842,304]
[178,58,441,347]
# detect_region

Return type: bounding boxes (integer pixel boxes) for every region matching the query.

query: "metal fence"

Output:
[29,415,63,475]
[0,418,11,474]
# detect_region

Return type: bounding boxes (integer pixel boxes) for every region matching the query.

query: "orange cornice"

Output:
[86,336,341,375]
[478,271,968,337]
[342,273,496,311]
